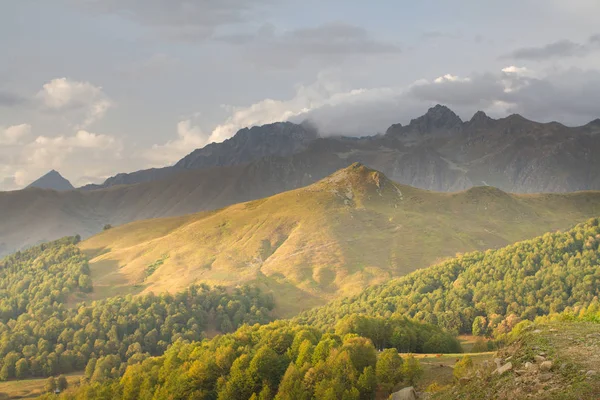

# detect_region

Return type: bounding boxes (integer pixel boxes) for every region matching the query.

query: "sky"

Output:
[1,0,600,190]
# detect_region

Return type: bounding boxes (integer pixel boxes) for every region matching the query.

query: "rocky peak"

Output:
[467,110,494,128]
[407,104,463,133]
[175,121,319,169]
[26,170,74,191]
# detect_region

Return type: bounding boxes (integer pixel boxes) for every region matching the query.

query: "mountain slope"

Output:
[79,164,600,316]
[297,217,600,333]
[26,169,74,191]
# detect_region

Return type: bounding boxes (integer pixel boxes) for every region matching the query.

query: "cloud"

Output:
[218,22,401,68]
[35,78,112,128]
[0,90,26,107]
[75,0,271,40]
[0,124,32,145]
[0,128,122,189]
[504,34,600,60]
[144,119,210,165]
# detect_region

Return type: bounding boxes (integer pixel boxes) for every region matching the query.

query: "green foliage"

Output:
[144,254,169,279]
[376,348,403,394]
[453,355,474,380]
[401,355,423,386]
[299,218,600,336]
[44,376,56,393]
[334,314,461,353]
[57,374,68,391]
[61,320,435,399]
[0,238,275,380]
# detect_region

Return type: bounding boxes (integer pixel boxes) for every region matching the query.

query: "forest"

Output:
[0,238,275,380]
[298,218,600,337]
[43,320,437,400]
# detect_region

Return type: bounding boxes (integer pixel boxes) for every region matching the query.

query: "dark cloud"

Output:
[219,22,401,68]
[505,34,600,60]
[292,67,600,137]
[73,0,272,40]
[0,90,25,107]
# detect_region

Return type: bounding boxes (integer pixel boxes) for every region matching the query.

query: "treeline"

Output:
[48,320,432,400]
[298,218,600,337]
[0,238,275,380]
[335,315,461,354]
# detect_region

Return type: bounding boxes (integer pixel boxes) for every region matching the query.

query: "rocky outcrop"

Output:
[390,386,418,400]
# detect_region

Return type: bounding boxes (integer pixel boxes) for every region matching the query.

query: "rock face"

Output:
[82,121,319,190]
[391,386,418,400]
[26,170,74,191]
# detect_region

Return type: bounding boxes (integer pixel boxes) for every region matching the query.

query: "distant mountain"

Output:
[82,121,319,190]
[79,164,600,316]
[26,170,74,191]
[82,105,600,194]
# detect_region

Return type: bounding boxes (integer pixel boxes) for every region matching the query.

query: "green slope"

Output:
[80,163,600,316]
[297,218,600,335]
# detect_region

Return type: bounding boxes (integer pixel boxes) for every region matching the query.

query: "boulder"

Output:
[534,355,546,363]
[539,373,553,382]
[540,361,553,372]
[493,361,513,376]
[524,362,533,369]
[391,386,418,400]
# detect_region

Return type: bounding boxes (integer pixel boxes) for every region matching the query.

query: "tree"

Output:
[376,348,403,394]
[357,366,377,400]
[295,340,313,367]
[44,377,56,393]
[15,358,29,379]
[401,355,423,386]
[453,355,474,380]
[103,224,113,231]
[57,374,68,391]
[275,364,309,400]
[472,316,487,336]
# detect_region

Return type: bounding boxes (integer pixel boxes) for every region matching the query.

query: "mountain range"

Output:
[79,163,600,316]
[3,105,600,256]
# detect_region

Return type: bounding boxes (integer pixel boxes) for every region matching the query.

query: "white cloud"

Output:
[0,129,122,189]
[35,78,112,128]
[434,74,471,83]
[0,124,31,145]
[144,119,211,165]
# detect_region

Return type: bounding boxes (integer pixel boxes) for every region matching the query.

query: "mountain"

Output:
[81,121,319,190]
[82,105,600,194]
[78,164,600,316]
[25,169,74,191]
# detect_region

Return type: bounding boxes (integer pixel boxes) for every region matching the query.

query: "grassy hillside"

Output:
[298,218,600,335]
[80,163,600,316]
[432,318,600,399]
